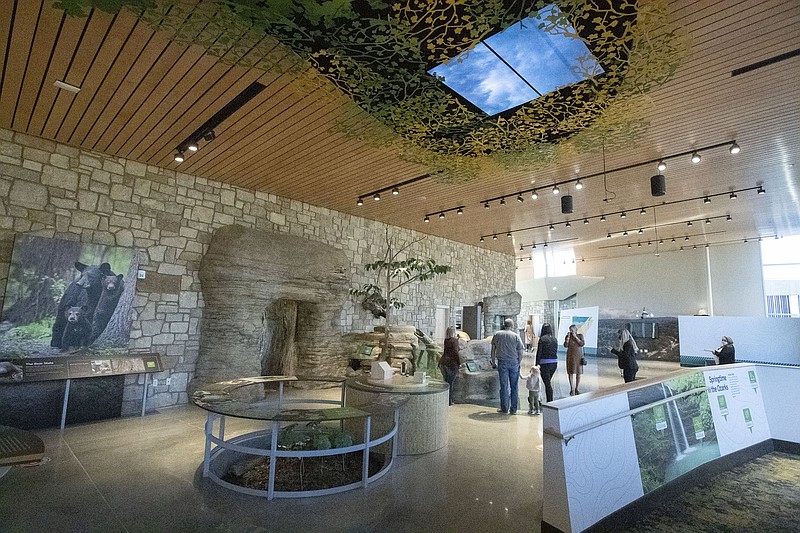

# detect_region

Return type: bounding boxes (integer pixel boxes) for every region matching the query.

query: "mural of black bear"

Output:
[50,262,113,349]
[61,306,92,350]
[90,274,125,343]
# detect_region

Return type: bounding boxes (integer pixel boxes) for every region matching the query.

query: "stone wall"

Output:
[0,128,515,416]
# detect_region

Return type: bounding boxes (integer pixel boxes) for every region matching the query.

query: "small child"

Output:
[524,366,542,415]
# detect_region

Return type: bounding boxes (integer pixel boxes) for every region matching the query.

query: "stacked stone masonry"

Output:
[0,128,515,415]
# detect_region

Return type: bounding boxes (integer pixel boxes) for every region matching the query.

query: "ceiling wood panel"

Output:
[0,0,797,260]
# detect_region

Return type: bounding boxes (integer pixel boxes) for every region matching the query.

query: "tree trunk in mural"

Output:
[265,299,297,377]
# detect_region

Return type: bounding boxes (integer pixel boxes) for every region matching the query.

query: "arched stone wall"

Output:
[193,225,349,390]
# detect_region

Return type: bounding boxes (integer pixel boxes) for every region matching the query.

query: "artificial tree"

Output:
[350,229,451,361]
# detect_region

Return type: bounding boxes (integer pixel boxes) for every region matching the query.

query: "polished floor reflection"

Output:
[0,358,681,532]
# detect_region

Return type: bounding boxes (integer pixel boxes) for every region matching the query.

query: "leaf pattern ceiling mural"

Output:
[56,0,690,183]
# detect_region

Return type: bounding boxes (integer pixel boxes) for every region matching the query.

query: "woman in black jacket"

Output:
[610,329,639,383]
[535,323,559,402]
[713,336,736,365]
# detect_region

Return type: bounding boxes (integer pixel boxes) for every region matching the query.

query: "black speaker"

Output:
[561,194,573,214]
[651,174,666,196]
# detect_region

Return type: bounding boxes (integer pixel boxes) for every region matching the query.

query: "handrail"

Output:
[543,386,707,445]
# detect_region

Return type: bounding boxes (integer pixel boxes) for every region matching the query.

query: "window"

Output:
[761,235,800,317]
[428,4,603,116]
[532,247,576,279]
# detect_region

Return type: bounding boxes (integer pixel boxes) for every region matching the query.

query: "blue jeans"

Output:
[497,359,520,413]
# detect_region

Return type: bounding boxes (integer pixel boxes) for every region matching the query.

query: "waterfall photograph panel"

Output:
[627,371,720,493]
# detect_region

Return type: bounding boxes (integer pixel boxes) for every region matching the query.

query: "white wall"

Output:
[576,248,709,317]
[575,243,766,319]
[709,243,765,317]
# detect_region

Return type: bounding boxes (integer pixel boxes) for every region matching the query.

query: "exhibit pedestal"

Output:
[345,376,449,455]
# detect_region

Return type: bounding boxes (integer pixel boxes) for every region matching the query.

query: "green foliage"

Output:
[12,318,56,340]
[53,0,154,17]
[277,422,355,451]
[350,246,452,318]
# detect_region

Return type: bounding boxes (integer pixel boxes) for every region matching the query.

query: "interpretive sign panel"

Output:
[704,366,770,455]
[0,354,162,383]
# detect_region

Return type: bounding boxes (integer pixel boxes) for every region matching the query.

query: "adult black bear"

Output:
[51,262,113,348]
[90,274,124,343]
[61,306,91,350]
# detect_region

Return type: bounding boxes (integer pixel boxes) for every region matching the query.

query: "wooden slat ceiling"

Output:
[1,0,799,262]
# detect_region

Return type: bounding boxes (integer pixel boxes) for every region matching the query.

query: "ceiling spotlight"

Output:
[757,186,765,194]
[744,238,748,243]
[575,179,584,190]
[391,187,399,195]
[659,239,664,244]
[517,195,524,203]
[552,185,560,195]
[457,207,463,215]
[544,242,548,248]
[607,232,612,238]
[657,160,667,171]
[687,221,693,227]
[532,243,537,249]
[187,142,199,152]
[655,252,660,257]
[685,236,690,241]
[549,224,554,231]
[693,245,697,249]
[439,212,445,219]
[730,192,737,200]
[691,152,701,163]
[499,197,506,205]
[484,201,490,209]
[638,228,643,234]
[726,214,732,222]
[600,215,606,222]
[703,197,711,204]
[729,141,740,154]
[648,241,652,246]
[373,192,381,201]
[640,208,646,215]
[620,211,627,218]
[628,243,632,248]
[565,222,571,228]
[356,197,363,206]
[492,234,497,240]
[637,242,642,247]
[520,257,524,262]
[480,236,484,243]
[705,218,711,225]
[531,190,539,200]
[424,215,430,223]
[705,243,710,248]
[583,218,589,225]
[506,232,512,238]
[680,246,684,251]
[520,244,524,251]
[671,238,676,243]
[623,231,628,236]
[203,130,216,142]
[174,151,184,162]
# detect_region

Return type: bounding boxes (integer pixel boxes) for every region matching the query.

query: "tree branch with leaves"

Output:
[350,229,451,360]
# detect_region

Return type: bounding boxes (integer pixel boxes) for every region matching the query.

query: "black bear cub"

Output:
[61,306,91,350]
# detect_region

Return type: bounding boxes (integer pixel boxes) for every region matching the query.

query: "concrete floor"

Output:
[0,357,681,533]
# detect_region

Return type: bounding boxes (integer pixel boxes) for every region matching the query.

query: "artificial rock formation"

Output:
[193,225,349,391]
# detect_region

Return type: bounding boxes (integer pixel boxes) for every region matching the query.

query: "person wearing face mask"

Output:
[712,336,736,365]
[610,328,639,383]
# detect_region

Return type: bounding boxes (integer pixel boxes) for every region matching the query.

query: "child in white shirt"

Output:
[525,366,542,415]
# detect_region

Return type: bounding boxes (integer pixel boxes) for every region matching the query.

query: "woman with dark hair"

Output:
[713,336,736,365]
[536,323,559,402]
[439,326,460,405]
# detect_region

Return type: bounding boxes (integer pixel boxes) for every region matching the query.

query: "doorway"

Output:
[433,306,450,345]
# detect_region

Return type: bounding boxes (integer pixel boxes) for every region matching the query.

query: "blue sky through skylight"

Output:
[429,5,603,116]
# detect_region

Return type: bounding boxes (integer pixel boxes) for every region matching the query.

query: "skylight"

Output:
[429,4,604,116]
